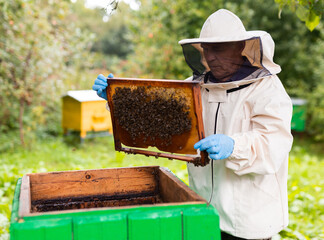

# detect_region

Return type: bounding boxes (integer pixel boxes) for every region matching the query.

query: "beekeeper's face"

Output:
[201,41,245,82]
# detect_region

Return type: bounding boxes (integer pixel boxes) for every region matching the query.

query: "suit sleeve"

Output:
[226,81,293,176]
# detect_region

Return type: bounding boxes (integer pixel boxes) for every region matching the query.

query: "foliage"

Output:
[0,0,94,146]
[92,3,134,59]
[119,0,223,79]
[0,135,323,239]
[307,84,324,141]
[70,0,134,62]
[280,137,324,239]
[275,0,323,31]
[303,29,324,141]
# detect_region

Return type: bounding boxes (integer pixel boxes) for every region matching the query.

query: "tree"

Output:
[108,0,323,31]
[68,0,134,70]
[119,0,223,79]
[0,0,93,146]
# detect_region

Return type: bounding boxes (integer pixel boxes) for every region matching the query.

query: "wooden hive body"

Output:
[10,166,221,240]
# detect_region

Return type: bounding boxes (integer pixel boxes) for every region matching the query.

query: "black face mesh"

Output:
[182,44,206,76]
[181,39,271,83]
[203,57,259,83]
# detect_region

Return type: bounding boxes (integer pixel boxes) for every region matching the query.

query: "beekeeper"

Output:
[92,9,293,240]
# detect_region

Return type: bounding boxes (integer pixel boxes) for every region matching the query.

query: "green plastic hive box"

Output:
[10,166,221,240]
[291,98,307,132]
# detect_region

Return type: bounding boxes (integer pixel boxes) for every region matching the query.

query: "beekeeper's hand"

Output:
[92,73,114,100]
[194,134,234,160]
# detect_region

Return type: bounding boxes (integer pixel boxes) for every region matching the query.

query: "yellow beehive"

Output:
[62,90,112,139]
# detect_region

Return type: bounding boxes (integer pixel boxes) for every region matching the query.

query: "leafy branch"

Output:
[105,0,120,15]
[275,0,323,31]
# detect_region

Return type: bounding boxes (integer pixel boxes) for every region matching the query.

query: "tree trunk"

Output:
[18,48,33,147]
[19,97,25,147]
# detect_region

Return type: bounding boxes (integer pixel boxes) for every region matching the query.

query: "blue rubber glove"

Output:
[194,134,234,160]
[92,73,114,100]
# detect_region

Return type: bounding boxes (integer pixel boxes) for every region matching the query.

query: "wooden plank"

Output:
[192,84,210,166]
[29,166,159,201]
[158,167,206,203]
[19,175,31,217]
[106,80,122,152]
[108,77,198,87]
[120,147,201,164]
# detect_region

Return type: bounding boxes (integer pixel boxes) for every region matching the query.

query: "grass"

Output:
[280,135,324,239]
[0,133,323,239]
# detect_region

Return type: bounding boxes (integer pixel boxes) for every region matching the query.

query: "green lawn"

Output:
[0,134,323,239]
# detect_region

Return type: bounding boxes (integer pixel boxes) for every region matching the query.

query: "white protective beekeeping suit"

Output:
[179,9,293,239]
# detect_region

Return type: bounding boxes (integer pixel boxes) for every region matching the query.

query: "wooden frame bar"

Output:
[120,147,201,164]
[106,77,209,166]
[18,175,31,217]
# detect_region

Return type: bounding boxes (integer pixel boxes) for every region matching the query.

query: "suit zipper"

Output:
[208,102,221,205]
[207,83,252,205]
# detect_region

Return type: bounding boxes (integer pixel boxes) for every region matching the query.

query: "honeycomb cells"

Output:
[112,86,192,147]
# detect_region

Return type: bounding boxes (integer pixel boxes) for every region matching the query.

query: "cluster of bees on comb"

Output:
[112,86,192,146]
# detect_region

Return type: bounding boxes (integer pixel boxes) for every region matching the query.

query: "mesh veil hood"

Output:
[178,9,281,82]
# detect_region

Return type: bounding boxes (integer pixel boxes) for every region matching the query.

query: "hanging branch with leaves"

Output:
[275,0,323,31]
[105,0,120,15]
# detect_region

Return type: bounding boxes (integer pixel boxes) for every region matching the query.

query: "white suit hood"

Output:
[179,9,281,88]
